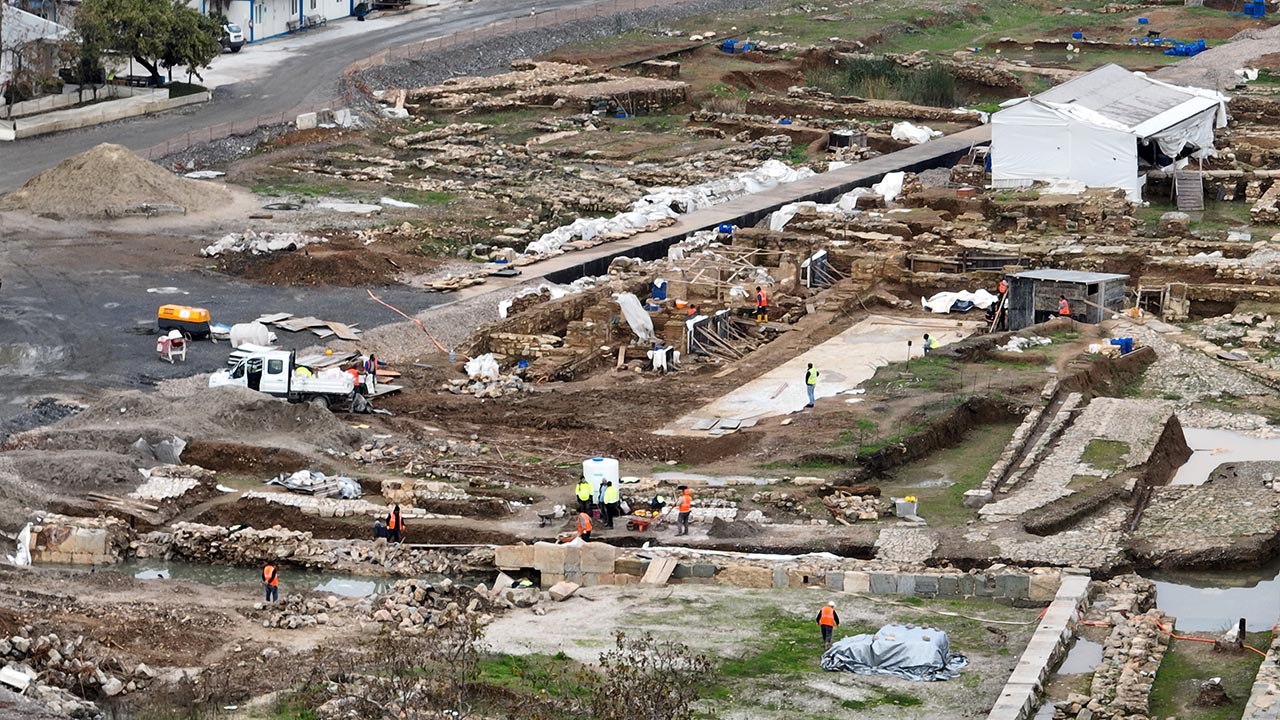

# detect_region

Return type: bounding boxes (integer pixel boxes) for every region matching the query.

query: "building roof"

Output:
[1010,269,1129,284]
[0,4,72,47]
[1031,64,1220,137]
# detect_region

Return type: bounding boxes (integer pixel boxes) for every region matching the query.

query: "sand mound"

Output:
[0,143,232,218]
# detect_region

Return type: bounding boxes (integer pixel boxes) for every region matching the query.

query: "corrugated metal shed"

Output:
[1010,269,1129,284]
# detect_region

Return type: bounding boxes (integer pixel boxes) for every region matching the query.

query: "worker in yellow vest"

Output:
[602,481,620,529]
[574,477,593,514]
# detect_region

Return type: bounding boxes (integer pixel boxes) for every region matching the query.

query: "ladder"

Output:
[1173,169,1204,211]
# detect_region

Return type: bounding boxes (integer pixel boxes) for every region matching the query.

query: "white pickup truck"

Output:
[209,350,355,408]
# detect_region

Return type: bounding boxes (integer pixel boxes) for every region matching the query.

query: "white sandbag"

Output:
[6,523,31,567]
[465,353,501,381]
[616,293,655,342]
[890,121,942,145]
[229,322,276,349]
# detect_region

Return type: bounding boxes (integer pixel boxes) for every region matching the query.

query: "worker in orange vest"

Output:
[997,278,1008,296]
[576,511,593,541]
[816,601,840,649]
[386,504,403,543]
[755,286,769,322]
[676,486,693,536]
[1058,295,1071,317]
[263,562,279,603]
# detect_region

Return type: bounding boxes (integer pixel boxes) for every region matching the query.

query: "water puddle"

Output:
[47,559,398,597]
[1057,639,1102,675]
[651,471,777,486]
[1171,428,1280,485]
[1144,556,1280,632]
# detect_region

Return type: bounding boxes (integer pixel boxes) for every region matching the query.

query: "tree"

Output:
[75,0,219,84]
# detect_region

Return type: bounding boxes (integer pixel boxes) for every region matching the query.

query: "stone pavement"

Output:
[874,526,938,564]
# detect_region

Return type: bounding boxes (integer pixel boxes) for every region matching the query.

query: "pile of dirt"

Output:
[0,143,232,218]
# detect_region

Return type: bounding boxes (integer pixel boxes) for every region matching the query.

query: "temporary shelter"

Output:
[991,64,1228,200]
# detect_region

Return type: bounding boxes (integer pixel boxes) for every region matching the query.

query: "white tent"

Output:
[992,64,1229,200]
[1,3,73,96]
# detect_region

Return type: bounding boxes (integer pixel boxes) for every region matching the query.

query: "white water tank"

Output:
[582,457,620,496]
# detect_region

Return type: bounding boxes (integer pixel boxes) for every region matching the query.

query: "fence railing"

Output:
[142,0,710,161]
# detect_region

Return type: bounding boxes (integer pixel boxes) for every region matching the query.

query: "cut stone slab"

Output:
[548,581,580,602]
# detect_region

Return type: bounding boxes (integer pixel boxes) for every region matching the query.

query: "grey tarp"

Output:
[820,624,968,681]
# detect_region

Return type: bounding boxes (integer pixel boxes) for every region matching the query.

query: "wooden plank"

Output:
[641,557,677,585]
[276,316,327,332]
[364,383,403,399]
[712,366,739,379]
[312,328,336,338]
[326,322,361,342]
[255,313,293,325]
[375,369,401,379]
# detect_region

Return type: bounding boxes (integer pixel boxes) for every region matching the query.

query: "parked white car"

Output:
[221,23,245,53]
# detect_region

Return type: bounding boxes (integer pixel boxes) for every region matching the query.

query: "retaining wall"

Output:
[1243,632,1280,720]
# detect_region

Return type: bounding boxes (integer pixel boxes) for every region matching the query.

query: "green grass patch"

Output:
[251,179,332,198]
[163,81,207,98]
[384,188,455,206]
[805,59,958,107]
[842,690,924,710]
[1149,632,1271,720]
[879,421,1018,527]
[718,610,877,682]
[1081,439,1130,471]
[476,652,587,699]
[864,356,962,395]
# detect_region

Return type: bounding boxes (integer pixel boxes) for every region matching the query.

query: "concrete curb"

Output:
[0,91,211,142]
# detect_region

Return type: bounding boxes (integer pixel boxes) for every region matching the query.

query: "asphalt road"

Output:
[0,0,597,193]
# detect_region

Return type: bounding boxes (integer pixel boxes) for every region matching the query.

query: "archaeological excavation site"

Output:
[5,0,1280,718]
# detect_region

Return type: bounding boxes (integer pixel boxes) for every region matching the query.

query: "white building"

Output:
[1,3,72,97]
[991,64,1229,201]
[192,0,352,44]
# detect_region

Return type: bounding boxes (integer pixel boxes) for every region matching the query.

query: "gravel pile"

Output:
[357,0,784,91]
[157,122,295,171]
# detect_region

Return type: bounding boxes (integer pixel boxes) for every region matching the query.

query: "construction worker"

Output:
[574,477,593,514]
[262,562,279,603]
[294,365,313,377]
[997,278,1008,297]
[755,286,769,322]
[816,601,840,649]
[1058,295,1071,317]
[687,304,698,317]
[804,363,818,408]
[922,333,940,355]
[650,493,667,512]
[676,486,693,536]
[602,480,620,529]
[386,504,403,543]
[363,354,378,393]
[576,511,593,541]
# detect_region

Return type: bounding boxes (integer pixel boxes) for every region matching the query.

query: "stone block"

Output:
[962,488,993,508]
[533,542,566,574]
[937,575,961,598]
[540,573,565,588]
[958,574,977,597]
[614,574,635,586]
[561,544,582,573]
[671,563,692,579]
[717,564,773,588]
[614,558,648,576]
[896,575,916,595]
[1029,573,1062,602]
[295,112,318,130]
[772,566,788,588]
[548,581,579,601]
[578,542,616,573]
[826,571,845,590]
[690,563,716,578]
[869,573,896,594]
[996,574,1030,600]
[975,576,996,597]
[495,545,534,570]
[843,571,871,594]
[786,568,822,587]
[914,575,939,597]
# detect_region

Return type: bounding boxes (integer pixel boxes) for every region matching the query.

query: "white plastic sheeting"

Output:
[767,170,907,230]
[524,160,814,257]
[872,171,906,203]
[921,289,998,314]
[992,99,1140,199]
[616,292,655,342]
[465,353,501,381]
[891,121,942,144]
[6,523,31,567]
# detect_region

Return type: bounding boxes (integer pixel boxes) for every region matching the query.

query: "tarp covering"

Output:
[922,289,998,314]
[821,625,968,681]
[616,292,655,342]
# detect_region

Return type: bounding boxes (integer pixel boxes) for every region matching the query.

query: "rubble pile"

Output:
[1,628,152,712]
[130,464,214,502]
[1057,576,1161,720]
[445,375,531,399]
[255,594,350,630]
[363,578,496,634]
[751,490,810,517]
[820,491,882,522]
[200,230,328,257]
[167,523,340,568]
[239,491,450,520]
[1198,312,1278,347]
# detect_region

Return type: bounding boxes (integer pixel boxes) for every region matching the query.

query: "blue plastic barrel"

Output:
[1138,17,1148,24]
[652,279,668,300]
[1072,31,1083,39]
[718,223,734,234]
[779,118,792,125]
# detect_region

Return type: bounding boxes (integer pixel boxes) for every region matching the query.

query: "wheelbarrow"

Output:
[627,506,671,532]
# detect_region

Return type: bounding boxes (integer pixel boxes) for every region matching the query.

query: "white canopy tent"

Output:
[991,64,1229,200]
